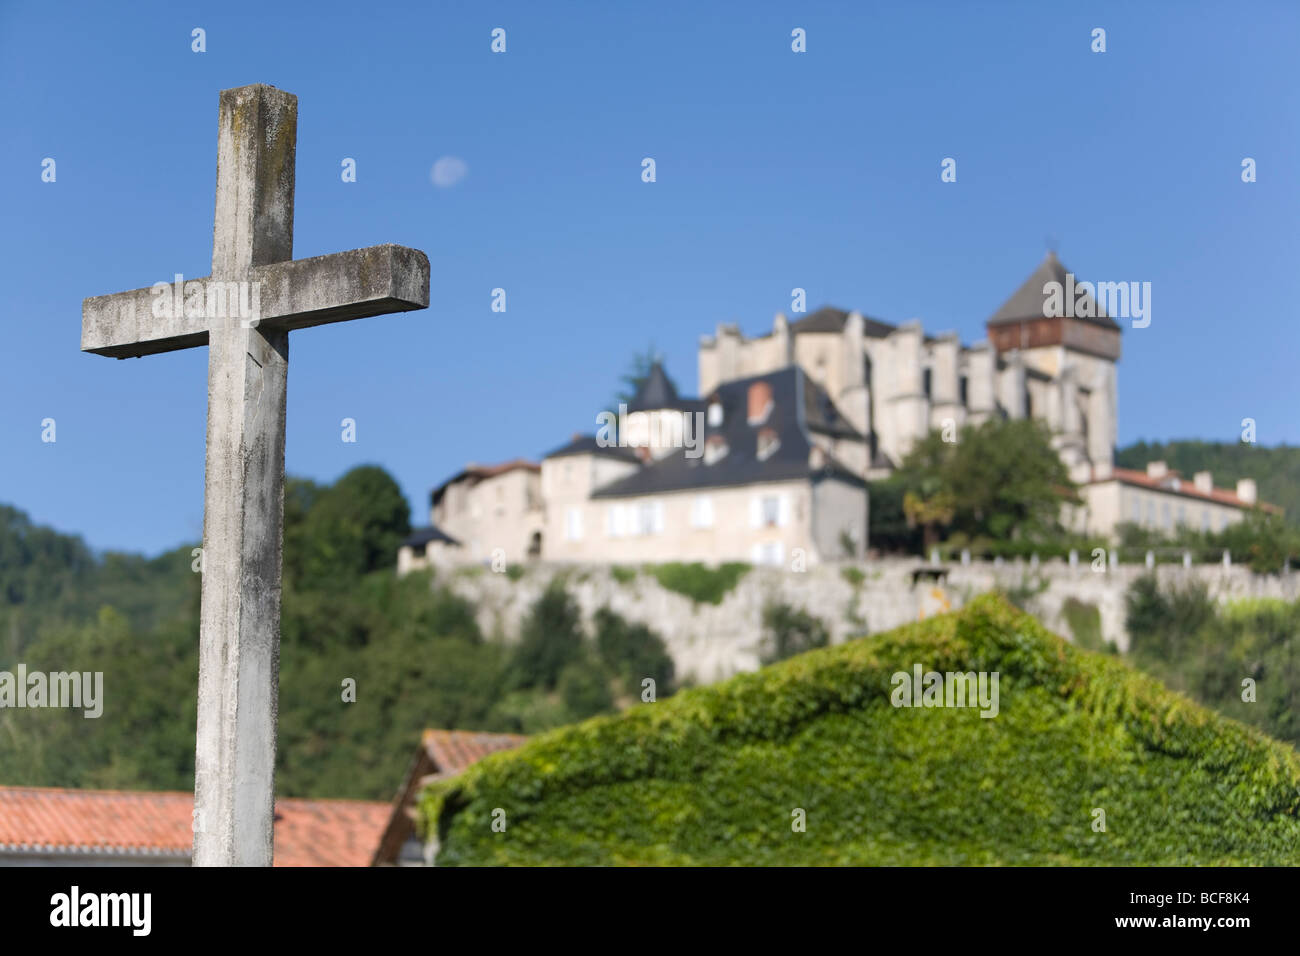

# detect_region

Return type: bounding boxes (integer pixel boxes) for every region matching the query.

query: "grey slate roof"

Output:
[627,361,702,413]
[402,526,460,548]
[987,252,1121,330]
[590,365,864,499]
[790,307,897,339]
[802,372,864,439]
[542,434,640,463]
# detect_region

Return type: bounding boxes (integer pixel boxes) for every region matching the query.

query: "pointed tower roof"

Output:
[627,361,688,412]
[987,251,1121,330]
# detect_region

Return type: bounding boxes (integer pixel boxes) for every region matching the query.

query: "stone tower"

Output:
[985,251,1122,482]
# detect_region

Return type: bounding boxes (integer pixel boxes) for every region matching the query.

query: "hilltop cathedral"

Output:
[399,253,1265,572]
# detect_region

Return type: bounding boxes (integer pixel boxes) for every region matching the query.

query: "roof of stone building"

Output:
[0,786,389,866]
[987,251,1122,330]
[790,306,898,339]
[590,365,865,499]
[430,458,540,507]
[542,433,641,463]
[802,371,865,439]
[372,729,528,866]
[1101,467,1280,513]
[401,526,460,549]
[626,361,695,413]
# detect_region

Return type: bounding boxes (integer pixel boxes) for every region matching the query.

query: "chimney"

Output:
[1193,471,1213,494]
[1146,460,1168,480]
[747,380,774,424]
[1236,478,1257,506]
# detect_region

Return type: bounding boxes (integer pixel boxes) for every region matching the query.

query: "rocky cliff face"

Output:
[441,559,1300,684]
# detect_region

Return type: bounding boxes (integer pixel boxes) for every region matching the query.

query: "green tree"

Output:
[297,466,410,585]
[558,660,615,720]
[760,603,830,665]
[607,344,661,411]
[508,582,585,690]
[897,418,1077,547]
[593,607,675,698]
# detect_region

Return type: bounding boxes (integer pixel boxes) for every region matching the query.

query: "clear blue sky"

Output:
[3,0,1297,556]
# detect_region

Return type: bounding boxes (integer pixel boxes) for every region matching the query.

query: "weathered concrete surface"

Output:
[439,560,1300,684]
[81,245,429,358]
[195,83,295,870]
[196,322,288,867]
[81,83,430,866]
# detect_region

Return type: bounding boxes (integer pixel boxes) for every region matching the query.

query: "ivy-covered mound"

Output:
[418,594,1300,865]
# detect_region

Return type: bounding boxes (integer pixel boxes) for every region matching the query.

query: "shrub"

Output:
[593,607,675,698]
[1061,597,1107,653]
[648,562,750,605]
[1123,578,1300,747]
[1124,574,1215,662]
[420,594,1300,866]
[840,566,866,589]
[558,660,615,720]
[759,602,830,665]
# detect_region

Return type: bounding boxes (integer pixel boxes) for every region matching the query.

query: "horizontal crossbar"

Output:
[82,244,430,359]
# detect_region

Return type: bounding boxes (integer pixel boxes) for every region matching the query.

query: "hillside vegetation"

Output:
[419,594,1300,866]
[0,470,672,798]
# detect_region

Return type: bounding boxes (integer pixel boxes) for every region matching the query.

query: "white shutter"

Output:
[653,501,665,534]
[750,496,762,529]
[778,494,791,528]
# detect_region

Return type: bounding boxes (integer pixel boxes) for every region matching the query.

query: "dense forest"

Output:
[0,467,674,800]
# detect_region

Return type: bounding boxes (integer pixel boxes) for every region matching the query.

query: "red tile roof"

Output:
[0,786,388,866]
[372,729,528,865]
[1099,467,1279,513]
[421,728,529,776]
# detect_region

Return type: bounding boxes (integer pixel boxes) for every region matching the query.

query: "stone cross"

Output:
[81,84,429,866]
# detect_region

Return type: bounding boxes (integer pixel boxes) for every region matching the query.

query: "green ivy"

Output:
[647,562,750,605]
[419,593,1300,866]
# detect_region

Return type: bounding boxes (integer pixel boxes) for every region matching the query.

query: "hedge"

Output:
[418,593,1300,865]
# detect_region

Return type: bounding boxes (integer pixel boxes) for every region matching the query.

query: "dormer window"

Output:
[757,427,780,461]
[704,434,728,465]
[708,400,723,428]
